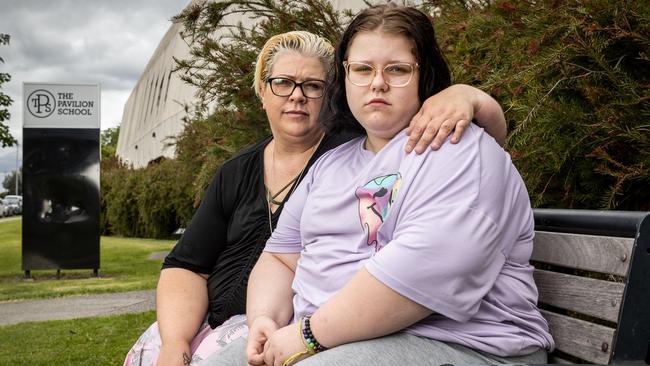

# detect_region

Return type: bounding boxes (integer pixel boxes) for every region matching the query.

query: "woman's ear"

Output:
[259,87,267,110]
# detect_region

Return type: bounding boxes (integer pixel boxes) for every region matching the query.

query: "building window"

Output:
[164,70,172,103]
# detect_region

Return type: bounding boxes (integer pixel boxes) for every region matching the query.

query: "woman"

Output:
[201,5,554,366]
[125,28,509,366]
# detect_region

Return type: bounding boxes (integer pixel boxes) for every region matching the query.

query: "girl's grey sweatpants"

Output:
[197,332,547,366]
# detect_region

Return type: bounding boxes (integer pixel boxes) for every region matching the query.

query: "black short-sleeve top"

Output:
[162,132,356,328]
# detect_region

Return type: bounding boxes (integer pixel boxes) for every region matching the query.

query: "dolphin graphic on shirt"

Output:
[355,173,402,251]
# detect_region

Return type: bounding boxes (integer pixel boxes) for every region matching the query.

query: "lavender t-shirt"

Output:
[265,124,554,356]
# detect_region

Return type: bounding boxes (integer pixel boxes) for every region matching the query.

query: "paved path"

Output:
[0,289,156,326]
[0,215,20,223]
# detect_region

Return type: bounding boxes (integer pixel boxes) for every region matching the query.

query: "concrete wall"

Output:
[116,0,378,168]
[115,16,193,168]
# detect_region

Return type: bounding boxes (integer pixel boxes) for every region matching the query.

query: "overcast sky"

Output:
[0,0,189,184]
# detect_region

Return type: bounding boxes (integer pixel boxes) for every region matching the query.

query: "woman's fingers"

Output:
[406,85,479,153]
[414,119,443,153]
[405,115,473,153]
[405,110,426,153]
[450,119,470,144]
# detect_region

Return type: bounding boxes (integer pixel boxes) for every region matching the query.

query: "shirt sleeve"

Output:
[365,136,506,323]
[163,167,229,274]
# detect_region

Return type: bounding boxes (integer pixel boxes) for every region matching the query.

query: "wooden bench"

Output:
[532,209,650,364]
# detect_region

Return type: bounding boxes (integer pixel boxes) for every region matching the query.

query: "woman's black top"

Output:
[162,132,357,328]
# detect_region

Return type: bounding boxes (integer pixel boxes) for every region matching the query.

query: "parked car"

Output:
[3,196,21,215]
[0,202,7,217]
[5,195,22,207]
[2,199,14,216]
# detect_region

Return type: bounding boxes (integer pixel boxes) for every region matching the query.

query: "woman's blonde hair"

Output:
[253,31,334,98]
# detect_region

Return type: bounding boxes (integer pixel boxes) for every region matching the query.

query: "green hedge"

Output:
[101,158,195,238]
[432,0,650,209]
[101,0,650,238]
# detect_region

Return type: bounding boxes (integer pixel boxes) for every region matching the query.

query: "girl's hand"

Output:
[263,322,308,366]
[246,316,280,366]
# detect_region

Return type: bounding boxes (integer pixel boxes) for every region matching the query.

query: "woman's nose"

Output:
[289,84,307,102]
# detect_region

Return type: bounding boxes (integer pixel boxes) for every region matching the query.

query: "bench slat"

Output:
[534,269,625,323]
[542,310,615,365]
[532,232,633,276]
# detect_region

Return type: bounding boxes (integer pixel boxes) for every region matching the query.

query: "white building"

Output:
[116,0,376,167]
[115,8,195,168]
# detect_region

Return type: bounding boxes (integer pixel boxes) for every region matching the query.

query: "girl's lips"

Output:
[367,98,389,105]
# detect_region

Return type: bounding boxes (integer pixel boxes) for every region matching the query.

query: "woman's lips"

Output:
[284,110,308,116]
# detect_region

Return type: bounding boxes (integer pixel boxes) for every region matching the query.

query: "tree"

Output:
[100,126,120,161]
[100,0,649,239]
[2,169,21,195]
[428,0,650,209]
[174,0,649,210]
[0,33,17,147]
[172,0,351,200]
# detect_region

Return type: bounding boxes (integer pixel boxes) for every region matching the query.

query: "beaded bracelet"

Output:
[301,315,327,353]
[281,316,328,366]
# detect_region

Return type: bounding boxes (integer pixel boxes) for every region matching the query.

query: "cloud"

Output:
[0,0,189,173]
[0,146,19,175]
[3,0,184,91]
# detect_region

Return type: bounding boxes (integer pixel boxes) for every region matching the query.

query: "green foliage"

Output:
[1,169,21,195]
[133,159,195,238]
[100,126,120,161]
[101,156,196,238]
[173,0,346,108]
[171,0,351,197]
[0,311,156,365]
[0,218,174,301]
[102,0,649,239]
[101,1,352,238]
[101,165,144,236]
[100,129,182,238]
[99,126,125,234]
[171,0,649,210]
[0,33,17,148]
[429,0,650,209]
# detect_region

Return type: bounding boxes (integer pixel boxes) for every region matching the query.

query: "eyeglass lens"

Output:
[268,78,325,98]
[346,62,415,87]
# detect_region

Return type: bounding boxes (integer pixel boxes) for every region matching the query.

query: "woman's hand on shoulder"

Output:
[405,84,506,153]
[246,315,280,366]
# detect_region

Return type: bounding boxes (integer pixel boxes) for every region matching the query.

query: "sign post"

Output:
[22,83,101,278]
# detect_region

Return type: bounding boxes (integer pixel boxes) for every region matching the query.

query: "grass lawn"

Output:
[0,219,174,364]
[0,219,175,301]
[0,311,156,365]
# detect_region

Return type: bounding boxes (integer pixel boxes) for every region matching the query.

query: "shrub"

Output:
[429,0,650,209]
[101,158,195,239]
[102,0,650,238]
[171,0,349,196]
